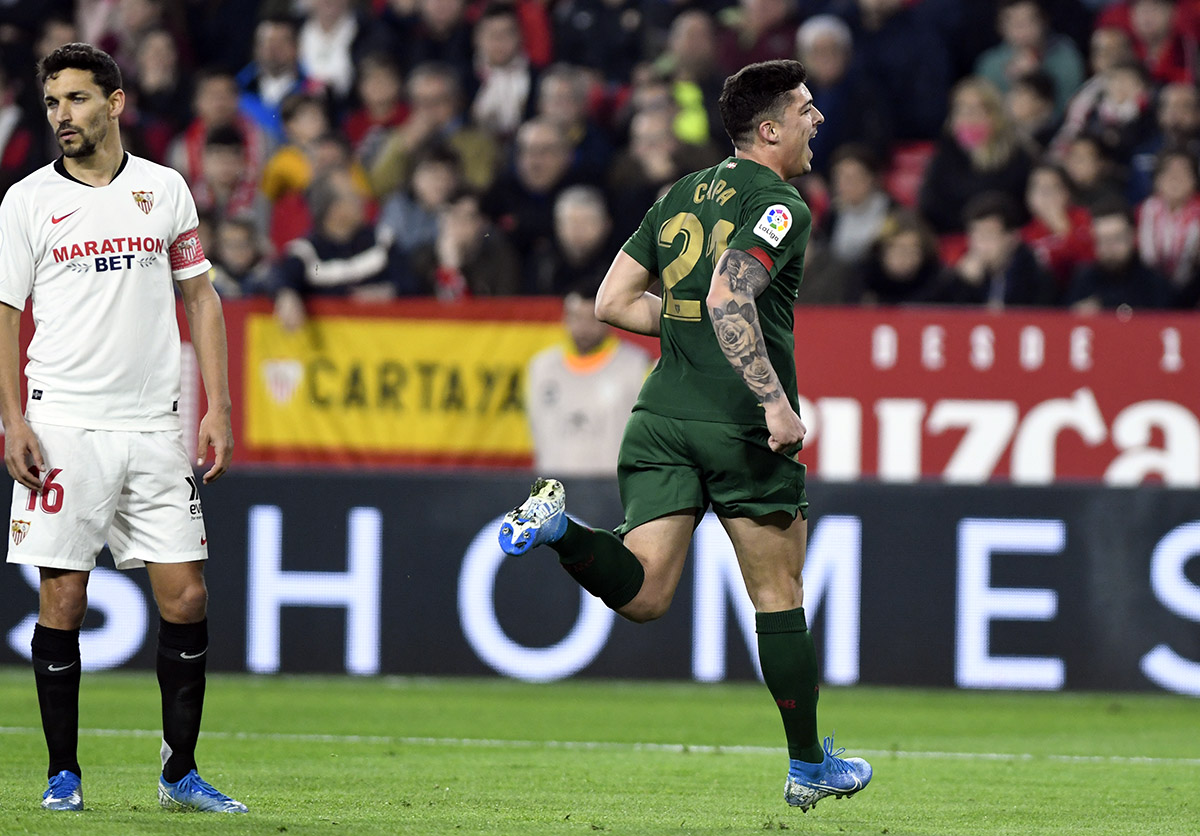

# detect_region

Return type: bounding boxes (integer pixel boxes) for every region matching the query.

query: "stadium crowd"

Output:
[1,0,1198,313]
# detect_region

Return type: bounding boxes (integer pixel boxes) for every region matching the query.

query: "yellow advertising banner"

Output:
[245,314,562,460]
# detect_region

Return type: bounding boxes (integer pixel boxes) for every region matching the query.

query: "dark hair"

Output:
[830,142,881,176]
[478,0,520,24]
[1090,195,1133,224]
[963,191,1022,230]
[999,0,1044,17]
[1012,70,1056,104]
[205,124,244,149]
[280,92,326,124]
[38,42,122,97]
[1153,143,1199,182]
[412,142,463,170]
[718,60,808,149]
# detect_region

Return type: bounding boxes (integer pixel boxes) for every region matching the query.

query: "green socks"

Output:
[756,607,824,763]
[549,520,645,609]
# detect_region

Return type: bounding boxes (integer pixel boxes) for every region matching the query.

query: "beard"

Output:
[60,134,98,158]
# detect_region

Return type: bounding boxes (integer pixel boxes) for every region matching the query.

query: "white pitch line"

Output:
[1,726,1198,766]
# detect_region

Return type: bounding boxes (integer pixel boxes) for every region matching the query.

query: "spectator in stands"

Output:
[653,11,726,148]
[525,285,651,477]
[238,15,323,142]
[1051,60,1158,165]
[1052,25,1136,155]
[342,52,409,169]
[794,14,891,178]
[974,0,1086,118]
[606,103,720,241]
[413,187,522,299]
[529,185,617,295]
[1065,197,1176,310]
[1097,0,1199,85]
[370,62,500,197]
[297,0,370,109]
[483,116,578,266]
[210,216,273,298]
[1128,82,1200,202]
[126,28,192,163]
[377,0,474,86]
[926,192,1057,307]
[533,64,614,186]
[80,0,180,81]
[834,0,952,140]
[715,0,801,76]
[549,0,641,84]
[195,125,269,234]
[470,1,536,141]
[272,167,420,331]
[1007,71,1062,151]
[171,70,268,216]
[378,143,464,256]
[261,94,336,203]
[919,77,1037,234]
[1137,145,1200,302]
[857,209,944,305]
[1023,161,1095,296]
[1061,133,1129,211]
[0,62,43,199]
[818,143,894,272]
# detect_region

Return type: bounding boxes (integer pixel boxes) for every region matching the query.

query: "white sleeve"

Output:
[0,189,34,311]
[166,169,212,281]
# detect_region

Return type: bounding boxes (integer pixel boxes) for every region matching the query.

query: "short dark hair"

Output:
[38,42,122,97]
[831,142,881,176]
[719,60,808,149]
[1153,143,1199,182]
[1012,70,1056,104]
[1090,195,1133,225]
[963,191,1022,230]
[205,125,245,149]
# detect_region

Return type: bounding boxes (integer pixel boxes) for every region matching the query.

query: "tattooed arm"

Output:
[595,251,662,337]
[706,249,805,455]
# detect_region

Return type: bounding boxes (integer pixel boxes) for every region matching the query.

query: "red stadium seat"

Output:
[883,141,935,208]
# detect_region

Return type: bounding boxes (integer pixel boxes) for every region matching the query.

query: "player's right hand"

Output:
[4,419,46,492]
[765,401,806,458]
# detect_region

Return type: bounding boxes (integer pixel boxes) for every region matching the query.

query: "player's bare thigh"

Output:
[615,510,700,623]
[719,511,807,613]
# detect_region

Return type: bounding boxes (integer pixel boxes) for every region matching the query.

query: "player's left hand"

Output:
[196,410,234,484]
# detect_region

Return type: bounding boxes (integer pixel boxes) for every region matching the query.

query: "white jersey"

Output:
[0,153,211,430]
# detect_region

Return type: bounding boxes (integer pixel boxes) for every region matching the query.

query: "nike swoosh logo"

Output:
[810,777,862,793]
[47,662,77,672]
[180,649,207,660]
[200,537,207,545]
[51,209,80,224]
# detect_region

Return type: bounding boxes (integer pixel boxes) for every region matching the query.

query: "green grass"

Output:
[1,669,1197,835]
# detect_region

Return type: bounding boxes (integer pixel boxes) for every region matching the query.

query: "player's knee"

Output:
[40,594,87,630]
[159,582,208,623]
[619,591,673,623]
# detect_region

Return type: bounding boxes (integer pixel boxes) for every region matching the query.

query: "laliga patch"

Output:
[753,204,791,247]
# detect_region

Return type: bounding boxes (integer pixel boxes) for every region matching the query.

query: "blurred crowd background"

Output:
[1,0,1198,318]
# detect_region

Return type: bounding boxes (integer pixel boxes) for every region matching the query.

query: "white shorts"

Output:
[7,422,208,571]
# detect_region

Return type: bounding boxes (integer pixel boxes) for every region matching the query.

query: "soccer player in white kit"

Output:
[0,44,246,813]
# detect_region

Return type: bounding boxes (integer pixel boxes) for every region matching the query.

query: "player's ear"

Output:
[759,120,777,145]
[108,88,125,120]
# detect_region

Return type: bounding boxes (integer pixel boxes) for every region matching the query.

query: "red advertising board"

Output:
[7,300,1198,484]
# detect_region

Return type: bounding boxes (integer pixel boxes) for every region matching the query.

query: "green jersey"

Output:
[621,156,811,425]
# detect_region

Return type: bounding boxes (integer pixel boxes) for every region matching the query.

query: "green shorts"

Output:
[615,408,809,537]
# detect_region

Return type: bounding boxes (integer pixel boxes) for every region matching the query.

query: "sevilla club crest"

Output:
[132,190,154,214]
[11,519,30,546]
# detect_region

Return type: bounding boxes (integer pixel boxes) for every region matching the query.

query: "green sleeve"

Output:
[620,200,660,273]
[725,188,812,279]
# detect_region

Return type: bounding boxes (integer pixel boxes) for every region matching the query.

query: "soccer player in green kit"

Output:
[498,59,872,810]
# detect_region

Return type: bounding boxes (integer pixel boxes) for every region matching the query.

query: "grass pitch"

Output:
[0,669,1197,835]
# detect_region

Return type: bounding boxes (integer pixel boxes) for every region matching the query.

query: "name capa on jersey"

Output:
[52,236,166,272]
